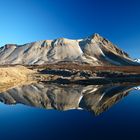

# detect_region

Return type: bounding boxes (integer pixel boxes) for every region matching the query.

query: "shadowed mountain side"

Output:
[0,83,137,115]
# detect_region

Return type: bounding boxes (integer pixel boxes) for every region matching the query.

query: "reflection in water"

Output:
[0,83,139,115]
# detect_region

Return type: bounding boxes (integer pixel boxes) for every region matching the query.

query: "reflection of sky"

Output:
[0,0,140,58]
[0,89,140,140]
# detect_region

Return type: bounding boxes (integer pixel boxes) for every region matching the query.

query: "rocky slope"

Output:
[0,34,138,65]
[0,65,35,91]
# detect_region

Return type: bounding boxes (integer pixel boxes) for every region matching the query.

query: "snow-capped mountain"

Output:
[0,33,139,65]
[134,59,140,63]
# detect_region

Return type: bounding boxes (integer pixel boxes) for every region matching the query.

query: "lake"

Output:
[0,82,140,140]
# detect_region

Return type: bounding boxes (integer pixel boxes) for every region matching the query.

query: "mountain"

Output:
[134,58,140,63]
[0,33,138,65]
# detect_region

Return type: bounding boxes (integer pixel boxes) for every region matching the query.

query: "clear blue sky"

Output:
[0,0,140,58]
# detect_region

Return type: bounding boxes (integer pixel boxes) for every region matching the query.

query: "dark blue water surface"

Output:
[0,85,140,140]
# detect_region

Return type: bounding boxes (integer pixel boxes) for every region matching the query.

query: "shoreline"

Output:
[0,64,140,92]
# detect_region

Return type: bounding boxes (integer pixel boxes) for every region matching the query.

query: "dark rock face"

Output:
[0,83,135,115]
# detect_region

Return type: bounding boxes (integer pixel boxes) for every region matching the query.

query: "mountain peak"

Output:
[88,33,101,40]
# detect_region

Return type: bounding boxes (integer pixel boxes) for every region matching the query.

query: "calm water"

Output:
[0,83,140,140]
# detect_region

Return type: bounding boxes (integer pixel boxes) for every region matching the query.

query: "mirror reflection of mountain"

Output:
[0,83,138,115]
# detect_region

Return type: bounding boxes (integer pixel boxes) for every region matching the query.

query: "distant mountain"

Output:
[134,59,140,63]
[0,33,139,65]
